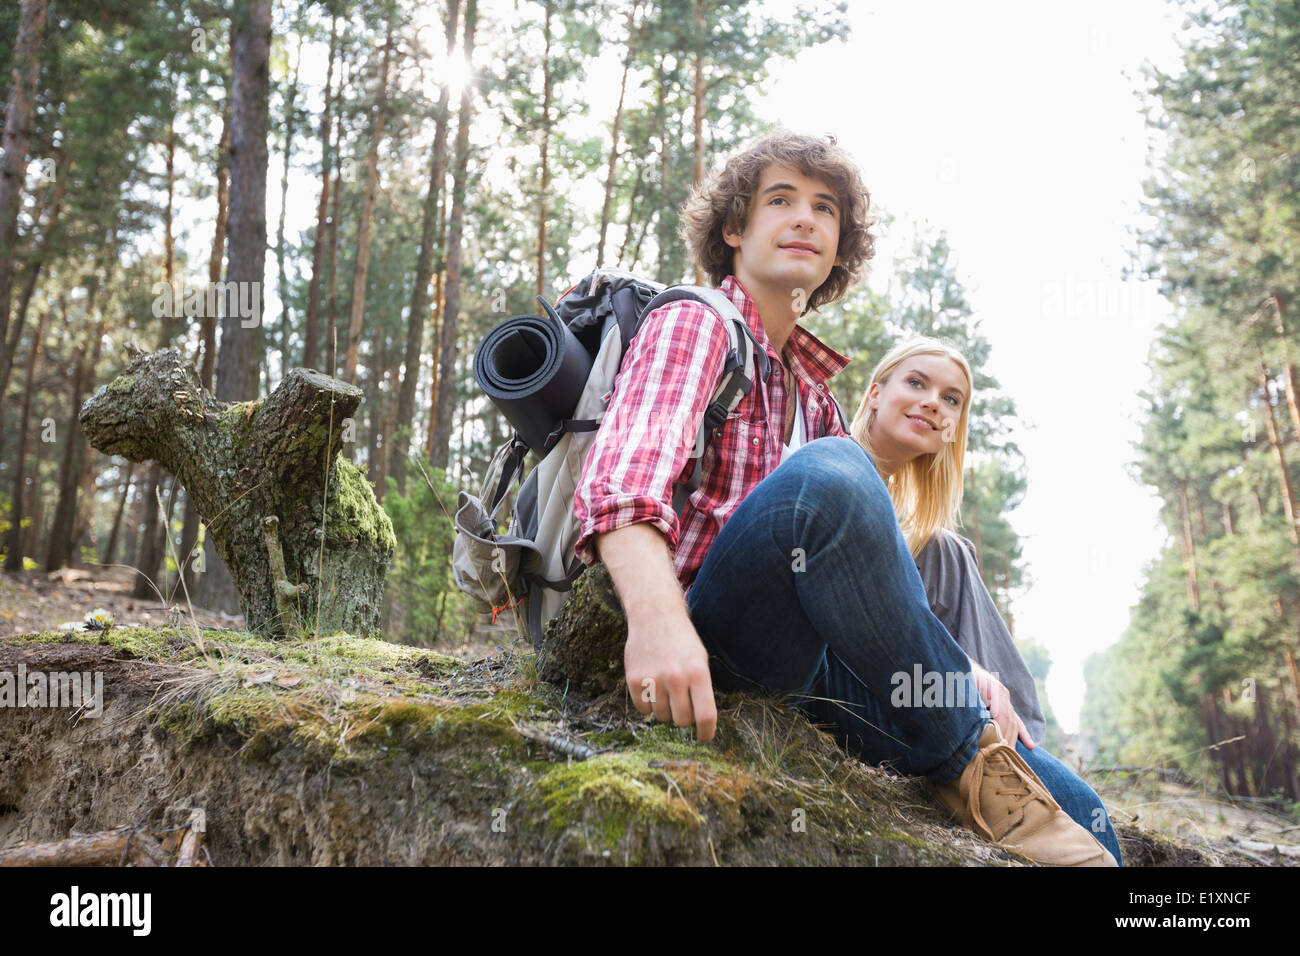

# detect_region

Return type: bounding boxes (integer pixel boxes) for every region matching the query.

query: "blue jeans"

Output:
[685,437,1122,864]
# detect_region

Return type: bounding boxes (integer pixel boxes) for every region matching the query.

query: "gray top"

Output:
[914,529,1047,745]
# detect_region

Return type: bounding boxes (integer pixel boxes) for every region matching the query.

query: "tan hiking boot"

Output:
[934,722,1117,866]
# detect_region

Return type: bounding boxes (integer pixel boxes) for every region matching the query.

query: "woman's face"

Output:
[866,353,967,464]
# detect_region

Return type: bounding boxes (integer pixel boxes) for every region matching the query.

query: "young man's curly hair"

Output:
[681,131,876,313]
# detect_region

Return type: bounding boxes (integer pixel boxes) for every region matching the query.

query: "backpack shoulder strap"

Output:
[830,393,850,435]
[640,285,772,515]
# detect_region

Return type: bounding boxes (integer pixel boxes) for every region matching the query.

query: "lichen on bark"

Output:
[79,348,394,637]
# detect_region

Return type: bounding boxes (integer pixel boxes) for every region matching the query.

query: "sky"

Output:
[745,0,1189,733]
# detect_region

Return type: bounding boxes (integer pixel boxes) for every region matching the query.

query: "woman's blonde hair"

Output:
[849,336,974,558]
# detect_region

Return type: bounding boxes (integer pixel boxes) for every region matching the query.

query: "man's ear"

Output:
[723,220,743,249]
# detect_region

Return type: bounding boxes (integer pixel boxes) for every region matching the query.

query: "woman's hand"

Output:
[971,660,1035,749]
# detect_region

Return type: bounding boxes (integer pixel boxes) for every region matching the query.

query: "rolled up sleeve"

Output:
[573,299,730,566]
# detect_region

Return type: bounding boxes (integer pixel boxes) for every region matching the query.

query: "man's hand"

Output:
[595,523,718,742]
[971,660,1034,749]
[624,609,717,743]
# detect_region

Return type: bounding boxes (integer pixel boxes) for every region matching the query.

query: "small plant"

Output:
[84,608,115,634]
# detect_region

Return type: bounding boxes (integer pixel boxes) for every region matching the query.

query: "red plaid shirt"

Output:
[573,275,851,595]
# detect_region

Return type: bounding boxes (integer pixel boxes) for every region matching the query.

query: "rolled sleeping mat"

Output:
[474,312,593,456]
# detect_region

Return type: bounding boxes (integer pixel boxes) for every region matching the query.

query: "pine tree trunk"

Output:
[390,0,459,494]
[136,122,183,597]
[596,2,641,269]
[536,0,553,298]
[618,168,644,267]
[1178,480,1200,612]
[302,13,338,372]
[430,0,479,470]
[275,31,303,375]
[216,0,272,406]
[22,437,47,560]
[101,462,134,567]
[81,348,395,637]
[132,463,165,598]
[0,0,48,384]
[3,306,48,570]
[200,98,231,392]
[691,0,706,285]
[655,51,669,284]
[199,1,271,616]
[0,162,64,415]
[1257,351,1300,573]
[343,23,393,385]
[326,83,345,378]
[45,312,105,572]
[424,269,444,463]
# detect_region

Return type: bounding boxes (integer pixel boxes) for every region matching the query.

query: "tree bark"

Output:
[200,97,231,392]
[326,77,346,378]
[3,306,49,570]
[343,21,394,385]
[596,2,641,269]
[101,462,134,567]
[0,0,48,382]
[535,0,554,298]
[302,13,338,373]
[430,0,478,470]
[81,348,395,637]
[536,563,626,695]
[275,30,304,375]
[45,309,105,572]
[216,0,272,406]
[1177,480,1200,612]
[1257,351,1300,574]
[655,50,669,283]
[691,0,706,284]
[199,0,272,615]
[0,159,65,415]
[390,0,460,494]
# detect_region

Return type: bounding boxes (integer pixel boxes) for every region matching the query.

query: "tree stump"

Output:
[80,348,395,638]
[536,563,628,697]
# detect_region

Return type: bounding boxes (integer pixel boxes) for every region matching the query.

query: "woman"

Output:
[848,335,1123,864]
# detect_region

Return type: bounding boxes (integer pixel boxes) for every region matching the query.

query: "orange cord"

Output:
[491,595,525,624]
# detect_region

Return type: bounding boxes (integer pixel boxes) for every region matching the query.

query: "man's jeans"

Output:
[685,437,1123,865]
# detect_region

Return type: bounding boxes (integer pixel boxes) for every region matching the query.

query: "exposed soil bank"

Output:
[0,627,1274,866]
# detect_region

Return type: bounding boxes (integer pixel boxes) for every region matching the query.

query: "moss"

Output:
[220,402,257,449]
[39,623,217,660]
[301,635,456,672]
[330,458,396,552]
[531,750,707,858]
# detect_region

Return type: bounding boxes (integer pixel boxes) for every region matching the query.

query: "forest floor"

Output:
[0,565,504,660]
[0,566,1297,866]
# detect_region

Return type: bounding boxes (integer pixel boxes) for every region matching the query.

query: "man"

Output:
[572,131,1117,866]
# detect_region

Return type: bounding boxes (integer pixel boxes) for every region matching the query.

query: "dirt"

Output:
[0,571,1295,867]
[0,566,240,636]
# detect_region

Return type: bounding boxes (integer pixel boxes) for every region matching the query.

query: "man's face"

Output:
[723,162,843,312]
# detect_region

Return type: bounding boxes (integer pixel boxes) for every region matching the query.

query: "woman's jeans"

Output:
[684,437,1122,865]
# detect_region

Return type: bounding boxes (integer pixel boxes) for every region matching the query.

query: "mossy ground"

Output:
[3,623,1281,865]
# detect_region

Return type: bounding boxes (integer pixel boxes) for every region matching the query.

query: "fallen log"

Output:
[0,826,168,867]
[79,348,394,637]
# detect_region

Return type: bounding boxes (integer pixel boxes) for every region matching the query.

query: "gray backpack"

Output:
[452,269,768,647]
